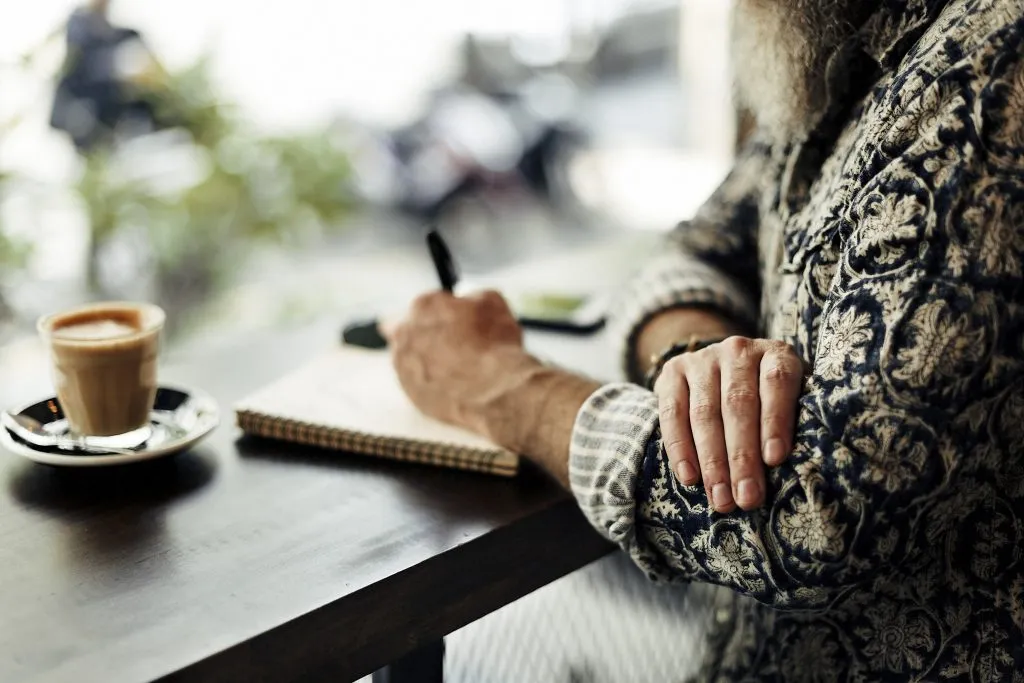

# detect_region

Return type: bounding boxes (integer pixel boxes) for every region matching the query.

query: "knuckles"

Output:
[761,340,801,364]
[697,456,728,477]
[723,387,758,414]
[661,355,688,378]
[763,339,793,356]
[727,447,758,465]
[720,335,754,357]
[689,400,718,427]
[762,362,796,384]
[479,289,506,306]
[411,291,446,316]
[658,398,686,420]
[762,353,803,386]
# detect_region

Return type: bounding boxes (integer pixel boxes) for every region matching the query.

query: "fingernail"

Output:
[736,478,760,508]
[764,438,786,465]
[676,461,698,485]
[712,483,732,511]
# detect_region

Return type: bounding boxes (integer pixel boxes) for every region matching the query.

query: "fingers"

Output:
[467,289,506,306]
[686,354,734,513]
[378,318,399,343]
[656,337,803,514]
[759,341,803,466]
[414,289,509,316]
[654,366,699,486]
[718,337,765,510]
[658,352,735,512]
[411,290,455,315]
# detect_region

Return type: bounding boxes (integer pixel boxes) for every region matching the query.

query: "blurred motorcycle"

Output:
[345,73,589,232]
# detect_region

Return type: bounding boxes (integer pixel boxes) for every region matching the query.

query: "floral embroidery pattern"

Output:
[856,601,938,672]
[813,305,873,381]
[569,1,1024,681]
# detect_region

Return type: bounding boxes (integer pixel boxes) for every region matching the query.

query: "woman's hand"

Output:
[654,337,804,512]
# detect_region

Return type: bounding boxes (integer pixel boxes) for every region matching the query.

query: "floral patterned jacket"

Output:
[568,1,1024,681]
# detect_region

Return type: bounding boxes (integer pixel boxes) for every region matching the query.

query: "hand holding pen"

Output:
[342,227,460,348]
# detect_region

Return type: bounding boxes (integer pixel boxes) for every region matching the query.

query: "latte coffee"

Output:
[38,302,165,437]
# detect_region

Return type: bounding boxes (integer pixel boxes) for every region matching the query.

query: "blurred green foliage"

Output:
[0,232,30,272]
[0,45,52,314]
[0,171,31,319]
[77,53,353,305]
[0,29,352,334]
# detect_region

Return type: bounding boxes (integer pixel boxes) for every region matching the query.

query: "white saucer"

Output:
[0,386,219,467]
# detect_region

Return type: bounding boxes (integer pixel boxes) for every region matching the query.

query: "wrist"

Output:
[508,368,601,461]
[634,307,741,377]
[643,336,725,390]
[474,349,600,465]
[464,347,544,446]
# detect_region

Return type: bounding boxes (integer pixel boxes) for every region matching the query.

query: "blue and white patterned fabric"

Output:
[569,1,1024,680]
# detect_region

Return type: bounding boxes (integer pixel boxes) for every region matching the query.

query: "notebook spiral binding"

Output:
[236,410,519,477]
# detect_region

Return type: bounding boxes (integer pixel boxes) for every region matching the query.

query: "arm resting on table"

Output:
[569,75,1024,605]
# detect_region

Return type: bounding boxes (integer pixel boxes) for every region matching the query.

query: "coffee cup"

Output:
[37,302,165,438]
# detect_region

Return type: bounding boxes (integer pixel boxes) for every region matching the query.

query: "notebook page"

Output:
[235,346,512,455]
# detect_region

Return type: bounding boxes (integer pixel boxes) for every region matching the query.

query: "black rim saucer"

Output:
[2,386,219,459]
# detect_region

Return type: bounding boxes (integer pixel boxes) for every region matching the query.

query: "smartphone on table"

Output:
[511,291,607,335]
[343,291,607,349]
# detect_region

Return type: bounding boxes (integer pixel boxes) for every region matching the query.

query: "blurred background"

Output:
[0,0,736,366]
[1,2,738,680]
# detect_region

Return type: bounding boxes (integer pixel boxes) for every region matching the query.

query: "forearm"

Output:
[477,350,601,488]
[569,378,959,608]
[473,306,739,486]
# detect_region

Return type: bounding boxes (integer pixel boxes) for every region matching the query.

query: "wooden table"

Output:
[0,317,617,683]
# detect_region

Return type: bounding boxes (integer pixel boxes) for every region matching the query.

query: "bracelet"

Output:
[644,335,723,390]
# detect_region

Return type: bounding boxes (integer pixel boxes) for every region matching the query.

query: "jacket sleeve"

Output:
[608,139,770,382]
[570,48,1024,609]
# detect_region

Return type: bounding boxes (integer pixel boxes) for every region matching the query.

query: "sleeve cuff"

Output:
[608,251,758,383]
[569,383,660,566]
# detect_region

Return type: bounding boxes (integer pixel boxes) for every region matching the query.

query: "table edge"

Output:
[156,497,615,682]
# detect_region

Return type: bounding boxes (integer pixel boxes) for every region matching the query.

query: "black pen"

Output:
[427,228,459,293]
[342,228,459,348]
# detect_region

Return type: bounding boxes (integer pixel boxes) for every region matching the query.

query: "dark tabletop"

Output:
[0,318,616,683]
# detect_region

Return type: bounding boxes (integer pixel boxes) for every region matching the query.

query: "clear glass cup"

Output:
[37,302,165,443]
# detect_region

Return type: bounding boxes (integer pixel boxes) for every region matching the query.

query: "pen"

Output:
[341,228,458,349]
[427,228,459,293]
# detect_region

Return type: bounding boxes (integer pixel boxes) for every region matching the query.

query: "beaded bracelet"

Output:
[644,335,724,390]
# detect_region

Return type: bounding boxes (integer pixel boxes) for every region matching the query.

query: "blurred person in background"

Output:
[390,0,1024,680]
[50,0,169,152]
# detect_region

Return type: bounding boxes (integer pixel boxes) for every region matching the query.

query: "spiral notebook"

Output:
[234,346,519,477]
